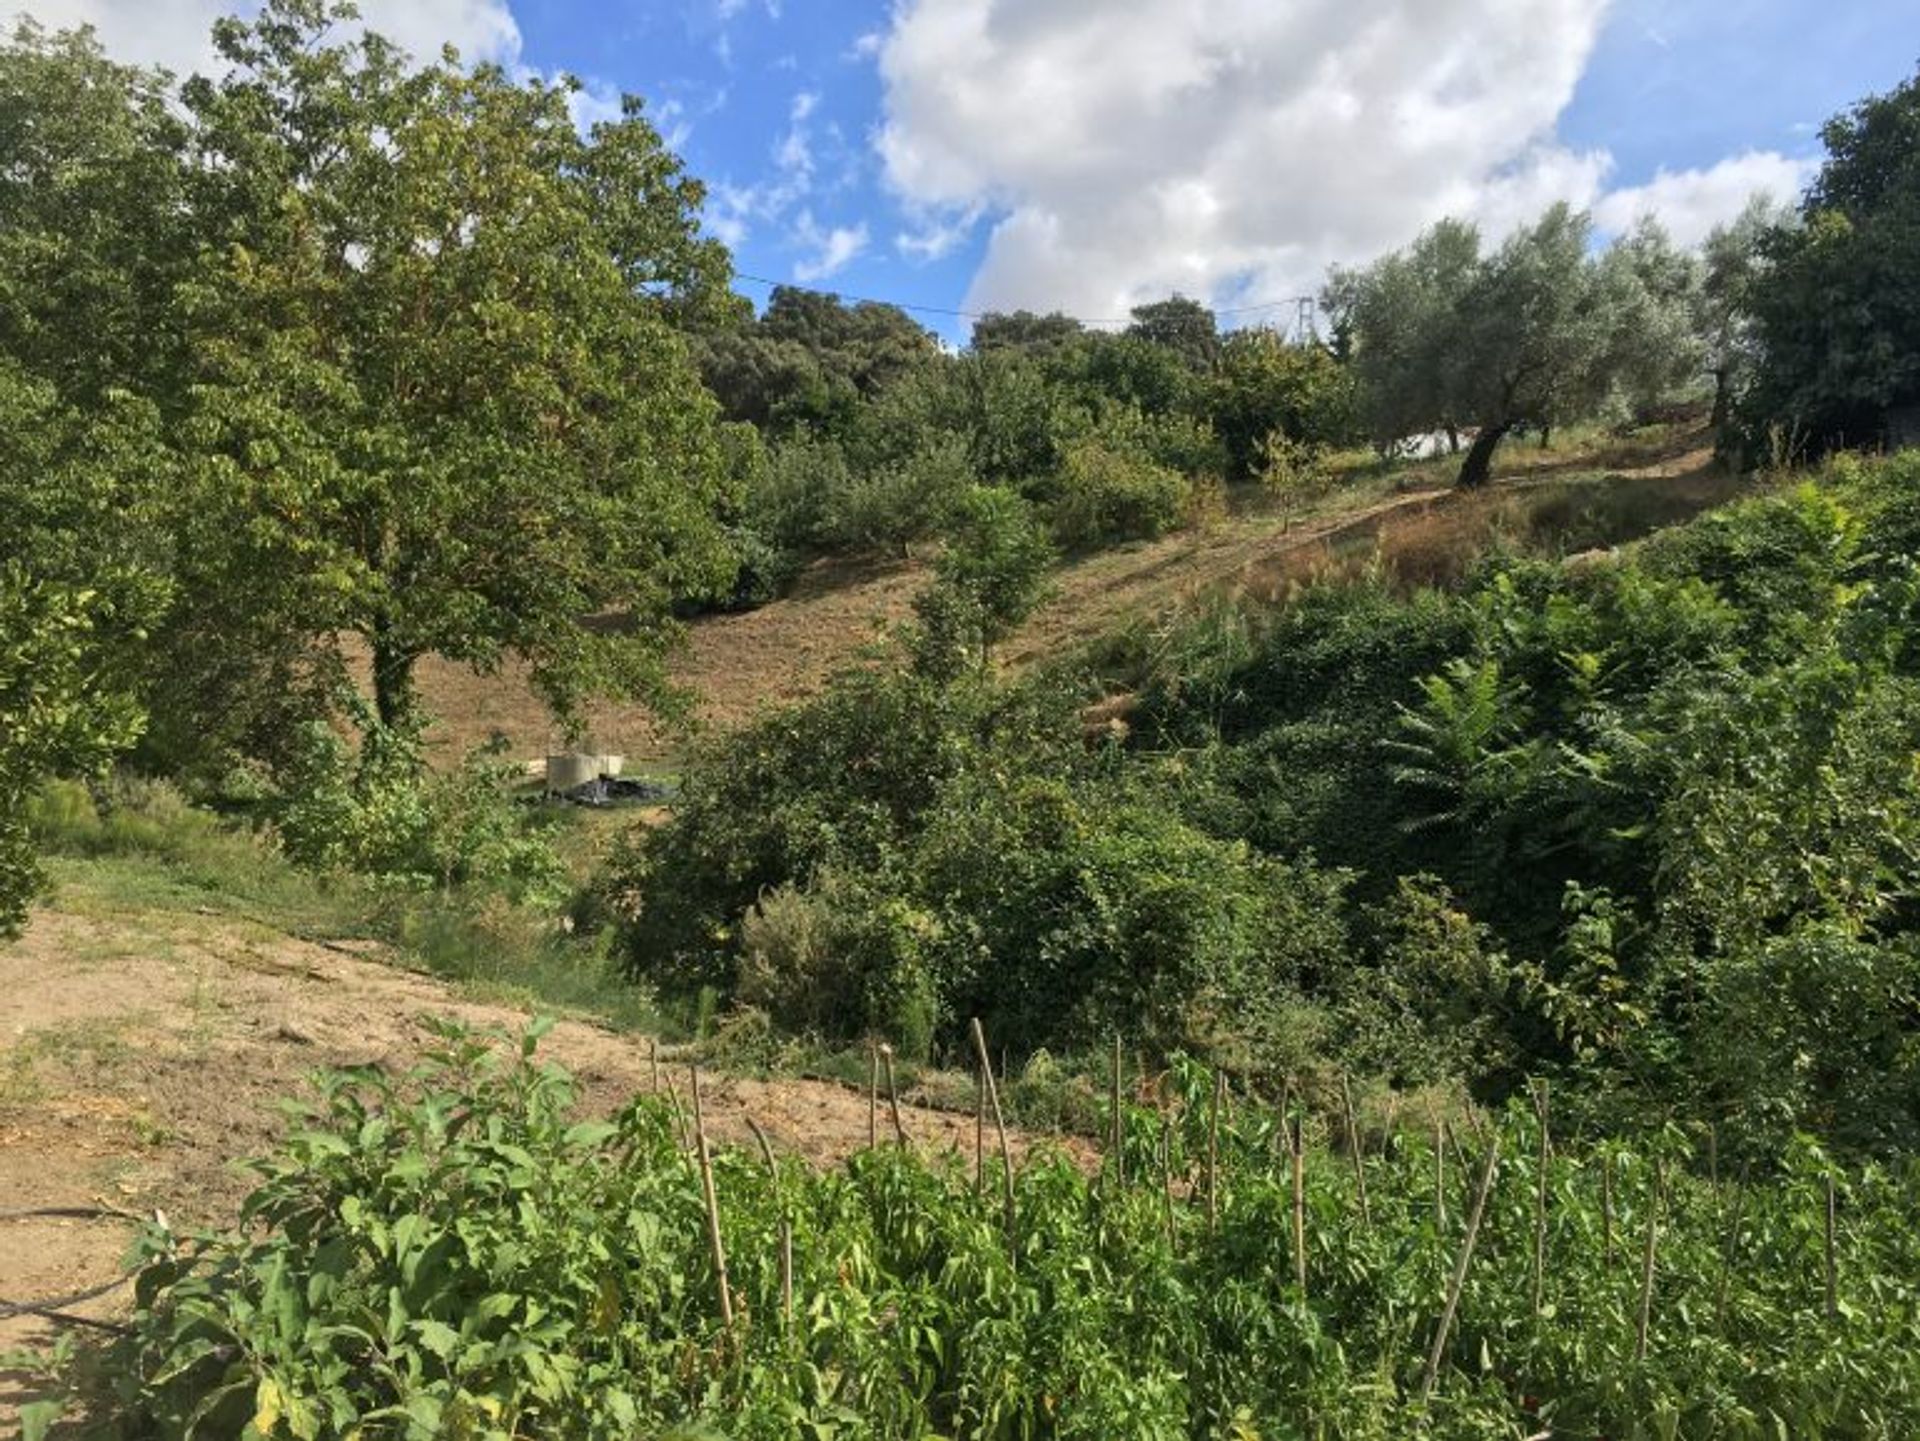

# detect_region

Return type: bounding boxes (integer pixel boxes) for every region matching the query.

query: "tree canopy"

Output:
[1746,64,1920,455]
[165,2,737,738]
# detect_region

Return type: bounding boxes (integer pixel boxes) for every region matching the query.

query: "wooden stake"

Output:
[649,1037,661,1093]
[1419,1133,1501,1405]
[1161,1110,1177,1248]
[1207,1068,1223,1236]
[745,1117,792,1329]
[1110,1035,1125,1188]
[1290,1114,1308,1295]
[1824,1170,1839,1323]
[866,1043,878,1151]
[1715,1160,1751,1331]
[969,1018,1017,1261]
[974,1049,986,1197]
[880,1044,908,1147]
[1341,1072,1371,1229]
[1601,1149,1615,1270]
[689,1065,734,1330]
[1634,1157,1663,1363]
[1530,1082,1550,1322]
[1433,1119,1446,1233]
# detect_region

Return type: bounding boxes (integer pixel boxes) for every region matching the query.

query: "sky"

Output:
[22,0,1920,344]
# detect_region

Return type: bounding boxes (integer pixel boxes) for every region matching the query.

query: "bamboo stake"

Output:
[1634,1157,1663,1363]
[1442,1117,1469,1176]
[974,1049,986,1197]
[1207,1068,1223,1236]
[744,1117,793,1330]
[649,1037,661,1093]
[1110,1035,1125,1187]
[1530,1082,1550,1322]
[969,1018,1017,1261]
[1341,1073,1372,1229]
[1601,1149,1615,1269]
[1419,1133,1502,1405]
[1824,1170,1839,1323]
[880,1044,908,1147]
[1161,1110,1177,1248]
[866,1043,878,1151]
[1433,1119,1446,1233]
[1290,1114,1308,1295]
[1715,1160,1752,1331]
[689,1065,734,1330]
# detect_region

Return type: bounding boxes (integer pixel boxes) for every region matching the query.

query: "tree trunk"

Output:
[1445,423,1461,456]
[370,617,417,732]
[1710,368,1732,441]
[1538,421,1553,451]
[1456,423,1512,489]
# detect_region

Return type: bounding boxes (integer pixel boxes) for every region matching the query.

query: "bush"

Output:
[737,869,941,1060]
[275,711,566,905]
[1050,438,1192,549]
[821,435,974,553]
[917,770,1348,1067]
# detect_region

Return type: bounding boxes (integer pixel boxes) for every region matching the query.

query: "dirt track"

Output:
[0,905,1063,1388]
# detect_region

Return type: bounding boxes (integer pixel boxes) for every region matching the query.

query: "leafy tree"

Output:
[970,308,1085,355]
[1336,208,1701,485]
[1,570,143,935]
[0,20,191,405]
[1208,328,1358,480]
[704,286,940,436]
[909,486,1053,680]
[1747,64,1920,454]
[170,1,736,738]
[1323,219,1480,453]
[1698,197,1789,448]
[1127,294,1221,371]
[1595,217,1704,425]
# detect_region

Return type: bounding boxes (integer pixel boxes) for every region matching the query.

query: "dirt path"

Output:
[0,905,1067,1375]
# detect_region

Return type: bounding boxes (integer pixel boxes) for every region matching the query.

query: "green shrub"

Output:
[1049,438,1192,549]
[276,712,565,905]
[821,435,974,553]
[738,869,941,1060]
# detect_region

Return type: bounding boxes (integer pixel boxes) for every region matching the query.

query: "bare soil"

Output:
[405,430,1731,767]
[0,903,1073,1382]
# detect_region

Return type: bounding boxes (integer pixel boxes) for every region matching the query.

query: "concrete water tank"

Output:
[545,753,601,792]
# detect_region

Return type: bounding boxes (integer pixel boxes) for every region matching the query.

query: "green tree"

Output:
[170,1,736,738]
[970,308,1085,355]
[1208,328,1358,480]
[910,486,1054,680]
[1,569,144,936]
[1324,218,1480,453]
[0,20,191,406]
[1698,197,1788,449]
[1747,65,1920,454]
[1127,294,1221,371]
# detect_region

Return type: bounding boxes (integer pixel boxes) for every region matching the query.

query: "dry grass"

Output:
[396,424,1733,770]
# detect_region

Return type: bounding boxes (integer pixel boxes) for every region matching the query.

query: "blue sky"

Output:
[37,0,1920,344]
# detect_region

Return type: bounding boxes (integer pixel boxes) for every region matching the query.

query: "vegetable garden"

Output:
[93,1023,1920,1439]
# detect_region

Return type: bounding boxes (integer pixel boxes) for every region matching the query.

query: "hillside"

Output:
[411,424,1738,766]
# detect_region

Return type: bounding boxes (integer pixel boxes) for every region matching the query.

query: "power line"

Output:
[732,271,1316,334]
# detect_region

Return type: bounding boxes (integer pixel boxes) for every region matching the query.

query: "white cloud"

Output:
[896,204,983,262]
[28,0,522,78]
[1592,150,1814,247]
[792,211,869,280]
[881,0,1762,318]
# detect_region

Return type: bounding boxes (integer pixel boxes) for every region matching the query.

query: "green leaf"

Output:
[19,1400,62,1441]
